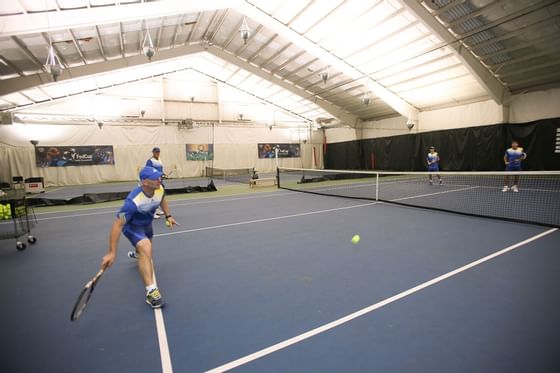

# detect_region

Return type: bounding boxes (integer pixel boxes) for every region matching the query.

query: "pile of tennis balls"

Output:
[0,203,26,220]
[1,203,12,220]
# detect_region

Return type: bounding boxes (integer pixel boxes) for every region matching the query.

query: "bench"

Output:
[249,177,277,188]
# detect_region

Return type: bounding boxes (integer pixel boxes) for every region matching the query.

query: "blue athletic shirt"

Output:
[146,157,164,173]
[117,185,165,227]
[427,152,439,167]
[505,147,525,164]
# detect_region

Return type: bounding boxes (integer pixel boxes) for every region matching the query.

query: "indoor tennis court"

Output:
[1,186,559,372]
[1,1,560,372]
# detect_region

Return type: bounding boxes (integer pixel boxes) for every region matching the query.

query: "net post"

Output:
[276,167,280,188]
[375,172,379,201]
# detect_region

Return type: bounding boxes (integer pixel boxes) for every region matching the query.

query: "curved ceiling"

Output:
[0,0,559,125]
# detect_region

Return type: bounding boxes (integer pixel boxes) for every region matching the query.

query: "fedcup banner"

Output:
[186,144,214,161]
[258,143,300,159]
[35,146,115,167]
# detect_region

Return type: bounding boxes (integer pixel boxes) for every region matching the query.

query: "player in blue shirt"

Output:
[146,147,166,218]
[101,166,179,308]
[502,140,526,192]
[146,147,164,174]
[427,146,443,185]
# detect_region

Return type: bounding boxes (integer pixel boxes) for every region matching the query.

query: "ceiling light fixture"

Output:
[239,17,251,44]
[406,118,416,130]
[45,44,63,81]
[43,0,63,81]
[319,67,329,84]
[362,93,370,107]
[142,25,155,61]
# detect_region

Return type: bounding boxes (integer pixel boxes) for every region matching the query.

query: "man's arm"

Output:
[504,154,509,165]
[101,218,125,268]
[160,198,178,227]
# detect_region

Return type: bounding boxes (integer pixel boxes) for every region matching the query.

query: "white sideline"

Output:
[152,264,173,373]
[205,228,558,372]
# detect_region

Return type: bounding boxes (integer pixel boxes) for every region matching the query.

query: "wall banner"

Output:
[35,146,115,167]
[186,144,214,161]
[258,143,300,158]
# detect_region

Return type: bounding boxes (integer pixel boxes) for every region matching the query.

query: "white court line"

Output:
[391,186,479,201]
[154,202,378,238]
[154,186,481,238]
[31,191,295,221]
[152,263,173,373]
[206,227,558,373]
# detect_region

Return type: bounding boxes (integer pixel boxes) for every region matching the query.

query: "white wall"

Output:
[326,87,560,143]
[508,88,560,123]
[0,123,321,186]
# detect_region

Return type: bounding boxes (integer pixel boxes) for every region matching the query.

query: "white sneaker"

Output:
[502,186,509,192]
[128,250,139,259]
[439,179,443,185]
[429,180,433,185]
[512,185,519,193]
[153,212,161,219]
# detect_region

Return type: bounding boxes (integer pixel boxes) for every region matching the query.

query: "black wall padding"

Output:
[26,183,217,207]
[326,118,560,171]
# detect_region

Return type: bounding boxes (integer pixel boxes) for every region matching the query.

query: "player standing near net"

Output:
[101,166,178,308]
[146,147,166,218]
[502,140,527,192]
[427,146,443,185]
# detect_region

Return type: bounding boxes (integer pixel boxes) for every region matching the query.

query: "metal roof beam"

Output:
[237,2,418,120]
[0,44,207,96]
[401,0,509,104]
[0,0,235,37]
[207,46,360,126]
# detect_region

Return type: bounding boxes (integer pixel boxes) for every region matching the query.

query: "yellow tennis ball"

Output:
[351,235,360,244]
[165,220,171,227]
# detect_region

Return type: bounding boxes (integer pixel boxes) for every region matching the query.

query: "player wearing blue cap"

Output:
[502,140,527,192]
[427,146,443,185]
[101,166,179,308]
[146,147,165,218]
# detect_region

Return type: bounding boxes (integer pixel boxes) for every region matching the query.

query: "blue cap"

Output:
[152,147,160,152]
[139,166,163,180]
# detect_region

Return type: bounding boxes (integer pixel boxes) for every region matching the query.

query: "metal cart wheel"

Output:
[28,235,37,244]
[16,241,27,251]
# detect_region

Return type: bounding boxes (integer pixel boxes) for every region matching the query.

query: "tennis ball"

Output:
[351,235,360,244]
[165,220,171,227]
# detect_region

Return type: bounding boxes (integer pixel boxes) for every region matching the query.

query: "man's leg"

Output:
[503,175,510,192]
[136,239,164,308]
[136,238,154,286]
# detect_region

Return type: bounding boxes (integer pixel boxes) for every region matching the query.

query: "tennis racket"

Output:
[70,266,106,321]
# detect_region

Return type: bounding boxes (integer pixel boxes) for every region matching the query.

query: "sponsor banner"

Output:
[258,143,300,158]
[35,146,115,167]
[186,144,214,161]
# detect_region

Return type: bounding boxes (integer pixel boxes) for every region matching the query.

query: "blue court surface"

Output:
[1,188,559,372]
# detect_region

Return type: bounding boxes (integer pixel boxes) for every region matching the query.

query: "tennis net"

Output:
[205,167,255,184]
[277,167,560,227]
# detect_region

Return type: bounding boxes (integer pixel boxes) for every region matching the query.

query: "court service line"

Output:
[154,202,378,237]
[205,227,558,373]
[152,263,173,373]
[391,186,478,201]
[31,191,295,221]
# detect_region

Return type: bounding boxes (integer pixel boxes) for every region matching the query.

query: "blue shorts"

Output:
[122,224,153,247]
[428,165,439,172]
[506,164,522,171]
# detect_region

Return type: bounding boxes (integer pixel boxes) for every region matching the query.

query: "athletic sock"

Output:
[146,284,157,293]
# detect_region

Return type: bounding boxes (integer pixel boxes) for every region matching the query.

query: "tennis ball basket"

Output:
[0,192,38,251]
